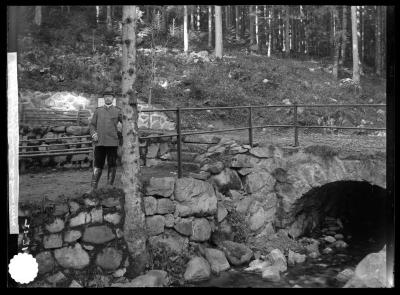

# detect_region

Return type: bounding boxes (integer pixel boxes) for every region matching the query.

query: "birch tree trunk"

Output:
[215,6,223,59]
[190,7,195,31]
[208,6,212,48]
[267,6,272,57]
[184,5,189,52]
[121,5,148,277]
[106,6,112,31]
[285,6,290,57]
[340,6,348,65]
[351,6,360,84]
[255,6,259,45]
[34,6,42,26]
[197,5,200,31]
[235,6,240,40]
[249,5,255,45]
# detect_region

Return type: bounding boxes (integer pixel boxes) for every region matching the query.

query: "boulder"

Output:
[336,268,355,283]
[96,247,123,270]
[244,259,271,273]
[244,170,276,194]
[288,250,306,265]
[191,218,211,242]
[266,249,287,272]
[344,247,388,288]
[211,220,234,246]
[43,234,63,249]
[184,257,211,282]
[201,162,225,174]
[324,236,336,243]
[262,266,281,281]
[118,270,168,287]
[69,211,91,227]
[174,218,193,236]
[82,225,115,244]
[334,240,348,249]
[164,214,175,228]
[146,177,175,198]
[148,230,189,255]
[63,230,82,243]
[66,126,83,136]
[174,177,215,202]
[104,212,122,225]
[144,196,158,216]
[219,241,253,266]
[157,198,175,215]
[204,248,230,274]
[46,271,67,285]
[146,143,160,158]
[54,243,90,269]
[45,218,65,233]
[217,203,228,222]
[248,206,267,232]
[230,154,255,168]
[249,146,276,158]
[210,168,242,193]
[146,215,165,236]
[35,251,55,274]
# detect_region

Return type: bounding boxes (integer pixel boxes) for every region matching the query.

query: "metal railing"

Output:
[139,103,386,178]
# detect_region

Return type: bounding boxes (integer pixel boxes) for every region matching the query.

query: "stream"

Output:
[188,240,382,288]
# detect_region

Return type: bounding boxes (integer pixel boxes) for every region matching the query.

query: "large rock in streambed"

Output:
[244,259,271,273]
[184,256,211,282]
[343,246,388,288]
[203,248,230,274]
[266,249,287,272]
[219,241,253,266]
[112,270,169,287]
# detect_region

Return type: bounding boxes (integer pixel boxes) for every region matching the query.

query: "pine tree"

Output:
[351,6,360,84]
[215,6,223,58]
[184,5,189,52]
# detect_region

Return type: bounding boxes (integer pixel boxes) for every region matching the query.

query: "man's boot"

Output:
[91,167,102,190]
[107,166,117,187]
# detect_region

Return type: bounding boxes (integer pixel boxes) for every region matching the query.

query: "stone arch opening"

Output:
[288,181,386,251]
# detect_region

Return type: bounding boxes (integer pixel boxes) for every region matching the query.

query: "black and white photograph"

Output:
[6,4,394,288]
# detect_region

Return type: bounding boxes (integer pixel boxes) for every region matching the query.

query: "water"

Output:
[188,240,381,288]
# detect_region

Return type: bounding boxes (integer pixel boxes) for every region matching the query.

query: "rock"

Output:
[323,247,333,254]
[45,218,65,233]
[88,275,111,287]
[262,266,281,281]
[69,280,83,288]
[35,251,55,274]
[96,247,123,270]
[157,198,175,214]
[54,243,90,269]
[288,250,306,265]
[66,126,83,136]
[101,197,120,208]
[217,203,228,222]
[68,201,80,214]
[174,178,217,217]
[113,268,126,278]
[220,241,253,266]
[174,218,193,236]
[191,218,211,242]
[244,259,271,273]
[204,248,230,274]
[43,233,63,249]
[146,215,165,236]
[46,271,67,285]
[236,196,252,214]
[148,230,189,254]
[211,220,234,246]
[230,154,254,168]
[184,257,211,282]
[164,214,175,227]
[334,234,344,240]
[104,212,122,225]
[334,240,348,249]
[84,197,99,206]
[228,190,243,201]
[121,270,168,287]
[237,168,253,176]
[309,252,319,259]
[249,206,267,231]
[82,225,115,244]
[344,247,387,288]
[53,203,69,216]
[244,170,275,194]
[249,146,276,158]
[266,249,287,272]
[144,196,158,216]
[324,236,336,243]
[189,171,211,180]
[336,268,355,282]
[210,168,242,193]
[63,230,82,243]
[202,162,225,174]
[146,177,175,198]
[83,244,94,251]
[146,143,160,158]
[90,207,103,223]
[69,211,91,227]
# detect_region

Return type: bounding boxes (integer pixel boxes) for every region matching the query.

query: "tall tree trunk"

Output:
[162,6,168,34]
[197,5,200,31]
[381,6,386,75]
[208,6,212,48]
[255,6,259,45]
[241,6,246,38]
[225,6,230,28]
[332,6,340,79]
[285,6,290,57]
[121,5,148,277]
[215,6,223,59]
[190,7,195,31]
[235,6,240,40]
[375,6,382,76]
[351,6,360,84]
[184,5,189,52]
[106,6,112,31]
[360,6,364,65]
[340,6,348,65]
[34,6,42,26]
[267,6,272,57]
[249,5,255,45]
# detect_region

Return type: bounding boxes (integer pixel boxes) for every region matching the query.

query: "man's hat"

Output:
[103,87,114,96]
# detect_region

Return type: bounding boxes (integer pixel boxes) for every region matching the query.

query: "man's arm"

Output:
[90,109,98,140]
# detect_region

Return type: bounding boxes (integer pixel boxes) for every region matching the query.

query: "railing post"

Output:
[176,107,183,178]
[293,102,299,147]
[248,106,253,147]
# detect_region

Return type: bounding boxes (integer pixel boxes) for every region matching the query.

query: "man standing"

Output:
[89,87,122,190]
